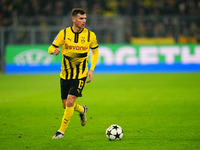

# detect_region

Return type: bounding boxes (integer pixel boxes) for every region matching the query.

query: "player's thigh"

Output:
[60,78,70,100]
[68,78,86,97]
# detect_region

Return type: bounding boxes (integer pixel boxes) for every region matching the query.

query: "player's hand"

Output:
[53,48,60,55]
[87,70,93,83]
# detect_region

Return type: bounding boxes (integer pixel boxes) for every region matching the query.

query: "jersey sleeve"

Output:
[48,29,64,54]
[90,48,99,71]
[89,32,98,49]
[89,31,99,71]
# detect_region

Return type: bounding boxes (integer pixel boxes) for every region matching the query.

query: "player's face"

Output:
[74,13,87,29]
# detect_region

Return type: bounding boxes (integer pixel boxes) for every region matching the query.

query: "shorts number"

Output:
[78,80,84,89]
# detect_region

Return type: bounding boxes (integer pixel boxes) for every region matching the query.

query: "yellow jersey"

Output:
[48,27,99,80]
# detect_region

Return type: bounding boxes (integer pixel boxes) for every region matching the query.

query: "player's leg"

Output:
[59,94,77,132]
[60,80,86,113]
[52,94,77,139]
[73,102,88,126]
[52,78,87,139]
[74,102,83,112]
[63,99,85,116]
[79,105,88,126]
[60,80,86,112]
[52,78,72,139]
[62,99,67,108]
[61,77,88,126]
[72,77,88,126]
[60,78,69,109]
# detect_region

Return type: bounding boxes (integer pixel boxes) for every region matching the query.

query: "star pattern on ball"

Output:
[107,130,112,136]
[115,132,120,139]
[112,125,119,130]
[106,125,123,140]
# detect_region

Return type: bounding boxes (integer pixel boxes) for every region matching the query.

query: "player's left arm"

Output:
[87,47,99,83]
[87,32,99,83]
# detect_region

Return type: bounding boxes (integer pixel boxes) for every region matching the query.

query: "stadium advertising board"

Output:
[6,44,200,73]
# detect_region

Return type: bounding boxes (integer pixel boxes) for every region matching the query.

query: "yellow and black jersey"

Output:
[48,27,99,80]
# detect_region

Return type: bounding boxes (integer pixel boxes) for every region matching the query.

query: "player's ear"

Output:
[72,17,76,23]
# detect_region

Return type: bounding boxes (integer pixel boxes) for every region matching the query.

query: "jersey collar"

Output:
[71,26,84,34]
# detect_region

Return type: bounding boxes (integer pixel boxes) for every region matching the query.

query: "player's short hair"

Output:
[72,8,86,17]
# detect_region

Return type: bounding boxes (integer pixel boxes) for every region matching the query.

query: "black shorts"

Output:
[60,77,86,99]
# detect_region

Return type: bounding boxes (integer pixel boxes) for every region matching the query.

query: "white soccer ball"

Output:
[106,124,123,141]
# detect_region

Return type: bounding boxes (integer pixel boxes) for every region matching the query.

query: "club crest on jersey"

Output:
[81,37,85,44]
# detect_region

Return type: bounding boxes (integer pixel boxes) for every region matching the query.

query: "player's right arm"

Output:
[48,29,65,55]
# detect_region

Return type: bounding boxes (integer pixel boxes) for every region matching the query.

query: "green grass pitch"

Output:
[0,73,200,150]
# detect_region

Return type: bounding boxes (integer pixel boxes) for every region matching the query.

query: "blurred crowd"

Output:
[0,0,200,43]
[1,0,200,26]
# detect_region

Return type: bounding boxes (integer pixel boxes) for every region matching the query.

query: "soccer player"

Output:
[48,8,99,139]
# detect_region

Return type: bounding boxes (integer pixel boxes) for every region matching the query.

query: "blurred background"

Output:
[0,0,200,73]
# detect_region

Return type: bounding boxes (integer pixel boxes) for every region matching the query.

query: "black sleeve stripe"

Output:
[52,44,59,48]
[87,30,90,42]
[63,57,68,79]
[64,29,66,40]
[75,63,81,79]
[64,56,73,79]
[74,33,79,43]
[91,46,98,49]
[82,59,86,74]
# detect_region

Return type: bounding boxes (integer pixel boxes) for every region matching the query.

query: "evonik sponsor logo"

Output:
[65,43,88,50]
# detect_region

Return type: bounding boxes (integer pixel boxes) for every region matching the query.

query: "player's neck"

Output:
[72,26,83,33]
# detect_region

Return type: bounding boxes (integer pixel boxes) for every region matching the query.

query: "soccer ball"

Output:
[106,124,123,141]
